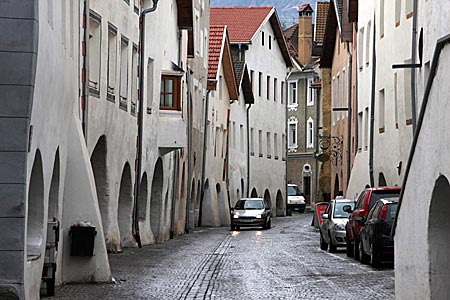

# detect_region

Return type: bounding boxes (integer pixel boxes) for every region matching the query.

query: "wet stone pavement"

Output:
[46,213,394,300]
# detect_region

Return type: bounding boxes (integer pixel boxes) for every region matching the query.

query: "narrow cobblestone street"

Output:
[46,213,394,299]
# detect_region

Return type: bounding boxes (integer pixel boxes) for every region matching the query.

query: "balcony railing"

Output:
[119,96,127,111]
[107,86,115,102]
[89,80,100,97]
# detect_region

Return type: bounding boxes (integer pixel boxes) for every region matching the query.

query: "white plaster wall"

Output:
[396,2,450,298]
[203,65,231,226]
[373,0,413,187]
[346,0,374,197]
[246,19,287,210]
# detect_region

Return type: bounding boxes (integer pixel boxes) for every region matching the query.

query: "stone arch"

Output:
[251,188,258,198]
[189,179,196,229]
[276,190,284,217]
[200,179,211,226]
[195,180,201,225]
[264,189,272,208]
[241,178,245,198]
[138,172,148,221]
[118,163,133,247]
[48,150,60,220]
[90,135,111,247]
[217,183,227,225]
[150,158,164,241]
[163,189,170,240]
[428,175,450,299]
[236,189,240,202]
[378,172,387,187]
[27,150,45,257]
[334,174,340,198]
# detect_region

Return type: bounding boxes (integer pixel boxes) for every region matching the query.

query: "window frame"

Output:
[160,75,181,111]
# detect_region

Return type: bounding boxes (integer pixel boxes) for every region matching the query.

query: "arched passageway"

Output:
[429,175,450,299]
[189,179,196,229]
[241,178,245,198]
[138,173,148,222]
[276,190,284,217]
[217,183,227,225]
[378,173,387,187]
[251,188,258,198]
[264,189,272,208]
[48,150,60,220]
[27,150,45,257]
[333,174,340,198]
[150,158,164,241]
[118,163,133,247]
[90,136,111,245]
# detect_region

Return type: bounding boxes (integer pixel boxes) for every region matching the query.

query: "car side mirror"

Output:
[355,216,366,224]
[343,205,353,213]
[322,213,329,219]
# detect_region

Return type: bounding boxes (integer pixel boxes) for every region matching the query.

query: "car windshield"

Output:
[333,202,354,218]
[386,203,398,223]
[288,186,302,196]
[235,200,264,210]
[369,191,400,210]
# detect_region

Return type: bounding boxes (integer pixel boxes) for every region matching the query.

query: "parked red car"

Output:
[343,187,401,260]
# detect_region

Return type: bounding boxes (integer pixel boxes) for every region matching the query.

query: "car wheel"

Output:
[359,238,370,264]
[328,233,337,253]
[267,217,272,229]
[370,243,381,268]
[320,233,328,251]
[231,224,236,231]
[299,208,305,213]
[353,237,360,261]
[346,240,354,257]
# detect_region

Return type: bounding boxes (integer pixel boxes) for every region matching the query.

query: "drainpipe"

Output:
[410,0,418,132]
[133,0,159,248]
[82,0,89,141]
[346,41,352,185]
[246,103,252,197]
[198,89,213,227]
[185,67,193,233]
[354,23,359,162]
[369,16,376,188]
[314,75,321,206]
[285,68,293,212]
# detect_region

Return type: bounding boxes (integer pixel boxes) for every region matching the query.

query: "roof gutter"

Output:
[133,0,159,248]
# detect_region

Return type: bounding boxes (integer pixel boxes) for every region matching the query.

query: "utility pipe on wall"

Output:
[246,103,252,197]
[346,41,352,185]
[185,67,193,233]
[410,0,418,132]
[369,16,376,188]
[133,0,159,248]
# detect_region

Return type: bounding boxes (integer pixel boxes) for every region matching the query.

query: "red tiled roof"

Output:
[208,25,225,79]
[210,7,273,43]
[315,2,330,43]
[299,3,313,12]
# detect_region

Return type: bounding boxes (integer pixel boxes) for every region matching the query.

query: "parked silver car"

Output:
[320,198,354,252]
[231,198,272,230]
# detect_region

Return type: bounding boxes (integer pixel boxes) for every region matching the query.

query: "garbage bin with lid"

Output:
[69,225,97,257]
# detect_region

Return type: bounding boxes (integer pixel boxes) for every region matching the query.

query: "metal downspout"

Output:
[82,0,89,141]
[185,67,193,233]
[346,41,352,184]
[246,103,252,197]
[133,0,159,248]
[369,16,376,188]
[198,89,212,227]
[285,69,292,211]
[410,0,418,132]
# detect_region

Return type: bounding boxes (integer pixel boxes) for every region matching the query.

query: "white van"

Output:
[287,184,306,213]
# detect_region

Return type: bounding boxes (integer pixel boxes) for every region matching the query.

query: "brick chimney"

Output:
[298,4,313,65]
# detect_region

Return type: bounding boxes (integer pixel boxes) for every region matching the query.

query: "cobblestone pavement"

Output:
[45,213,394,299]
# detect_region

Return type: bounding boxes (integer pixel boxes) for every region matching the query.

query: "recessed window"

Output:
[380,0,385,38]
[282,134,286,160]
[281,81,285,104]
[379,89,385,133]
[307,117,314,148]
[395,0,401,27]
[160,75,181,110]
[307,79,314,106]
[274,133,278,159]
[259,130,263,157]
[262,31,265,46]
[404,63,412,124]
[269,35,272,49]
[258,72,262,97]
[250,128,255,156]
[240,125,244,152]
[107,24,118,102]
[365,21,371,67]
[266,132,271,158]
[274,78,277,102]
[358,27,364,71]
[131,44,138,116]
[267,76,271,100]
[289,123,297,148]
[358,112,363,151]
[88,12,101,97]
[288,81,297,106]
[364,107,369,150]
[119,36,129,111]
[134,0,140,14]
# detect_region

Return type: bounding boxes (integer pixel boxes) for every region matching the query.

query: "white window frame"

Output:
[307,79,314,106]
[288,117,298,149]
[288,81,298,108]
[307,117,314,148]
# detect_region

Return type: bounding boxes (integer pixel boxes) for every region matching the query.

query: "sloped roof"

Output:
[320,1,337,68]
[234,62,255,104]
[314,2,330,43]
[208,25,225,79]
[211,7,292,67]
[299,3,313,13]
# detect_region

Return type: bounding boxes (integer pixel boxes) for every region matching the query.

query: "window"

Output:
[262,31,265,46]
[366,21,371,67]
[160,75,181,110]
[358,112,363,151]
[232,122,236,149]
[107,24,118,102]
[214,127,220,157]
[258,72,262,97]
[364,107,369,150]
[406,0,413,18]
[281,81,285,104]
[358,27,364,71]
[282,134,286,159]
[379,89,385,133]
[342,69,346,120]
[274,133,278,159]
[119,36,129,111]
[395,0,401,27]
[266,132,271,158]
[332,78,336,124]
[250,70,254,89]
[336,75,340,121]
[394,73,398,128]
[250,128,255,156]
[240,125,244,152]
[307,79,314,106]
[288,81,297,106]
[269,35,272,49]
[88,12,101,96]
[274,78,277,102]
[307,117,314,148]
[134,0,140,13]
[289,123,297,148]
[404,65,412,124]
[219,75,223,100]
[380,0,385,38]
[131,44,138,116]
[258,130,263,157]
[199,29,204,57]
[222,131,227,158]
[267,76,270,100]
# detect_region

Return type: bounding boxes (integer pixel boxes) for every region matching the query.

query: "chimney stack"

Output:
[298,4,313,65]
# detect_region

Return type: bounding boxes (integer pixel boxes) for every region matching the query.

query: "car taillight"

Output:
[380,205,388,220]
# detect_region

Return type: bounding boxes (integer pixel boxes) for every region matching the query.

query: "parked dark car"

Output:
[358,198,398,267]
[344,187,401,260]
[230,198,272,230]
